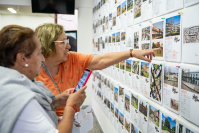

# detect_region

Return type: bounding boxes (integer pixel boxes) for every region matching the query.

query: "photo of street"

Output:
[134,31,139,49]
[164,66,179,87]
[121,31,126,41]
[125,94,130,113]
[141,43,150,50]
[150,64,162,102]
[112,33,115,43]
[115,107,119,118]
[183,26,199,44]
[166,15,180,37]
[114,87,119,102]
[116,32,120,42]
[142,26,150,41]
[126,60,132,72]
[120,61,125,70]
[119,112,124,125]
[181,68,199,94]
[125,118,130,132]
[122,1,127,14]
[152,21,163,40]
[131,93,138,109]
[152,39,163,57]
[134,0,141,19]
[171,98,178,111]
[162,114,176,133]
[132,61,140,75]
[131,123,138,133]
[141,62,149,78]
[127,0,133,11]
[111,103,114,114]
[149,105,160,127]
[117,5,121,16]
[139,99,148,117]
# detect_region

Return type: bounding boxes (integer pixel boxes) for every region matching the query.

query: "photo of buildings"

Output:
[134,0,141,19]
[126,60,132,72]
[122,1,127,14]
[152,21,163,39]
[171,98,179,111]
[183,26,199,44]
[142,26,150,41]
[111,103,114,114]
[152,39,163,57]
[115,107,119,118]
[139,99,148,117]
[116,32,120,42]
[141,43,150,50]
[114,87,119,102]
[107,99,111,109]
[119,86,124,98]
[149,105,160,127]
[134,31,139,49]
[131,94,138,109]
[112,33,115,43]
[104,96,107,105]
[150,64,162,102]
[110,82,114,91]
[125,117,131,132]
[132,61,139,75]
[162,114,176,133]
[109,13,112,21]
[109,35,112,43]
[181,68,199,94]
[164,66,179,87]
[127,0,133,11]
[141,62,149,78]
[166,15,180,37]
[121,31,126,41]
[113,16,116,26]
[106,16,108,29]
[125,94,130,113]
[117,5,121,17]
[120,61,125,70]
[119,111,124,125]
[131,123,138,133]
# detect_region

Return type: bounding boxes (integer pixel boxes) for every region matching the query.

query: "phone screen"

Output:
[74,69,91,92]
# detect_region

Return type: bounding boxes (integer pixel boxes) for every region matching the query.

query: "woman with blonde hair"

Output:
[35,23,159,116]
[0,25,86,133]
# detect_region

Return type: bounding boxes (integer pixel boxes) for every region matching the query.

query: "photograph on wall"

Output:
[131,93,139,127]
[124,89,131,118]
[115,63,120,81]
[165,15,181,62]
[127,0,134,26]
[163,65,179,114]
[134,0,142,24]
[112,9,117,30]
[116,32,120,42]
[109,12,113,31]
[131,123,139,133]
[119,86,125,113]
[110,103,115,126]
[112,33,116,43]
[119,111,125,133]
[141,43,150,50]
[125,117,131,133]
[114,86,119,108]
[117,4,121,29]
[180,66,199,126]
[182,6,199,64]
[134,31,139,49]
[132,60,140,92]
[179,122,199,133]
[161,113,176,133]
[138,98,149,133]
[105,15,109,32]
[150,63,163,105]
[148,104,161,133]
[126,27,133,50]
[125,59,132,88]
[120,61,125,84]
[142,26,150,41]
[115,107,119,132]
[120,29,126,52]
[121,0,127,28]
[110,80,114,103]
[140,62,150,97]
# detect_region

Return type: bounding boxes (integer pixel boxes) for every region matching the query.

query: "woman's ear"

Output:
[16,53,27,67]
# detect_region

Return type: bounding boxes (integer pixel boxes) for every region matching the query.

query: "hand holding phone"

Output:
[73,68,92,93]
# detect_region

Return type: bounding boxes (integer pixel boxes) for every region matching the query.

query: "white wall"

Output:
[0,14,54,30]
[77,7,93,106]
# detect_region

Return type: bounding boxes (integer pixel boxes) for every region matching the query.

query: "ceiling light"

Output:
[7,8,17,13]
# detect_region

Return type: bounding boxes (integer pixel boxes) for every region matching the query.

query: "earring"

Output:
[25,64,28,67]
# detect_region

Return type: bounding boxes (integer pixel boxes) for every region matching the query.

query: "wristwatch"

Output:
[51,102,57,111]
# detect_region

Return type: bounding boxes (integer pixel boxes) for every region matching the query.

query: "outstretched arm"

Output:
[87,48,160,70]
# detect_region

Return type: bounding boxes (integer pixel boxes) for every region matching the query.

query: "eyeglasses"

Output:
[54,39,69,45]
[73,111,93,127]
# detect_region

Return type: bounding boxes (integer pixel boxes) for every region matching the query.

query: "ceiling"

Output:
[0,5,54,17]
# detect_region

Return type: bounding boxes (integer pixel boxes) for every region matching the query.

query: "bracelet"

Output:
[67,104,77,112]
[130,49,133,57]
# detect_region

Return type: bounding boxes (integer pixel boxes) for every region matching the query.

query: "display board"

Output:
[92,0,199,133]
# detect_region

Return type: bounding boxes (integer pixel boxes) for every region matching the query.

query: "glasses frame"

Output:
[54,39,69,45]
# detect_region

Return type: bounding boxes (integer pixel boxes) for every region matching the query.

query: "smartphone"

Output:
[74,68,92,93]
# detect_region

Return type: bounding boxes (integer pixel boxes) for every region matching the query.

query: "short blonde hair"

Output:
[35,23,63,58]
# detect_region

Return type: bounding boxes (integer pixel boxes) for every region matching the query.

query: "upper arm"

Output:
[12,99,58,133]
[87,55,103,70]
